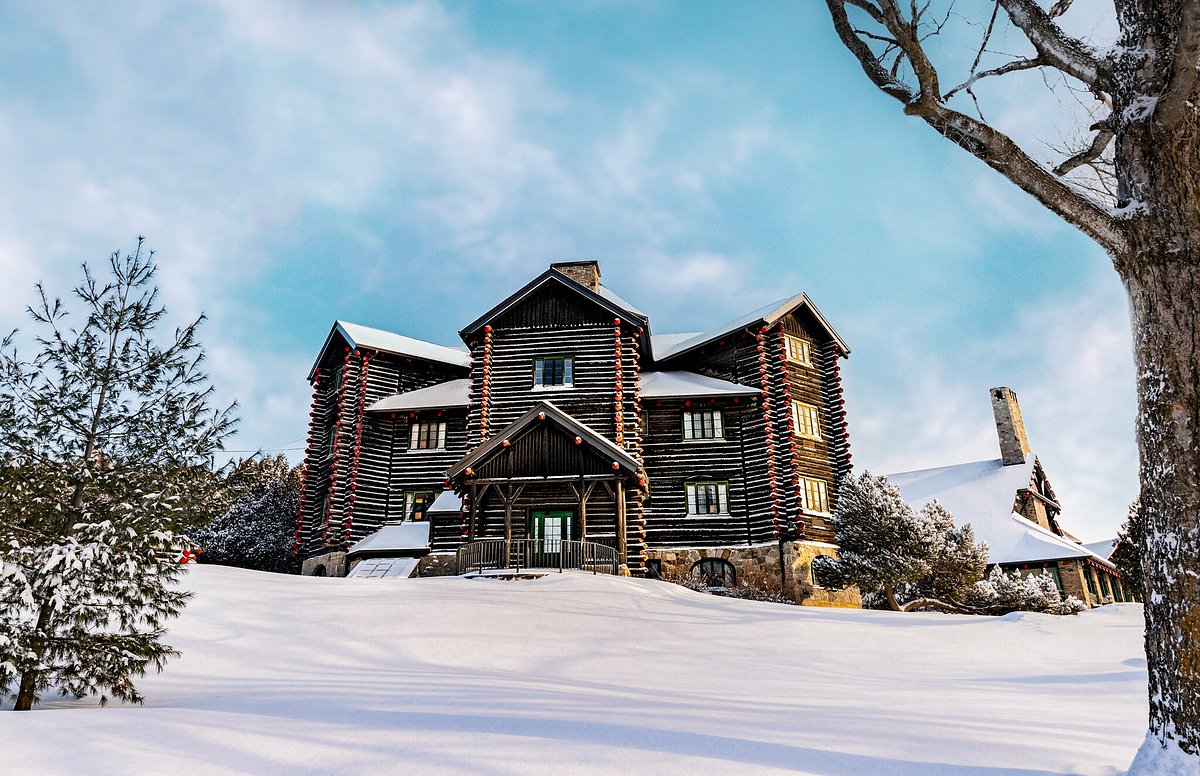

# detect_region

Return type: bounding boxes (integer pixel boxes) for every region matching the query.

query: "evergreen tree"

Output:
[191,455,300,573]
[816,471,988,613]
[966,567,1087,616]
[1111,499,1145,598]
[0,239,235,710]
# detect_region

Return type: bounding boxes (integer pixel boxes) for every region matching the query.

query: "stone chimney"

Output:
[551,260,601,292]
[991,387,1032,466]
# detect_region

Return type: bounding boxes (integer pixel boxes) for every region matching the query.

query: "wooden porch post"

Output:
[579,473,587,540]
[616,477,627,565]
[468,483,478,541]
[504,483,513,568]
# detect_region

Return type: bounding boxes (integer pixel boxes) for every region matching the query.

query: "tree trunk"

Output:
[1122,252,1200,763]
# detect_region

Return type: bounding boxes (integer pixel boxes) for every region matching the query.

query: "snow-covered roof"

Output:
[886,458,1106,566]
[639,370,760,399]
[428,490,463,513]
[346,557,420,579]
[597,284,645,317]
[310,321,471,379]
[367,378,471,413]
[651,332,701,355]
[653,293,850,362]
[346,521,431,558]
[1083,538,1117,560]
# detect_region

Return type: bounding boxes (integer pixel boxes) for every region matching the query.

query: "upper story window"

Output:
[534,356,573,389]
[409,421,447,450]
[686,481,729,515]
[784,334,813,366]
[682,410,724,440]
[791,401,822,440]
[404,490,438,521]
[799,477,830,514]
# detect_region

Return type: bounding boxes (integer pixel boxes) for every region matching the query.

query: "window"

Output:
[691,558,736,587]
[323,425,337,460]
[325,365,343,397]
[404,491,438,521]
[409,421,447,450]
[791,401,822,440]
[534,356,573,388]
[686,481,729,515]
[1017,565,1064,593]
[682,410,724,440]
[799,477,830,514]
[785,334,813,366]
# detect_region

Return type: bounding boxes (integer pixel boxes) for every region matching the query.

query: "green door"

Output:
[530,509,572,567]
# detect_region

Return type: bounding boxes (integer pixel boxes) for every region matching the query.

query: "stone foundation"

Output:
[415,552,458,577]
[301,550,347,577]
[646,541,861,608]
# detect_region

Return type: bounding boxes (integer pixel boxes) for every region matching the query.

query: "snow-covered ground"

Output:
[2,565,1148,775]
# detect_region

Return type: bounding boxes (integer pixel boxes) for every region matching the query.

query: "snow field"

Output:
[1,565,1148,775]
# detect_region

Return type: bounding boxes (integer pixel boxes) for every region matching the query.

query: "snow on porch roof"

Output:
[367,378,471,413]
[347,521,432,558]
[428,489,462,512]
[639,371,761,399]
[886,458,1102,566]
[309,321,471,379]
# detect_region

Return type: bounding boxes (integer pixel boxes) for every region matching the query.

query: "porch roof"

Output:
[640,370,760,399]
[346,521,432,558]
[445,400,640,481]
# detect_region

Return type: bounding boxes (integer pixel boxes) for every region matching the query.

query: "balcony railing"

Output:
[455,538,619,576]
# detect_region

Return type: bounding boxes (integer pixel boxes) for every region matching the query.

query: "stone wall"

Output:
[301,550,347,577]
[415,552,458,577]
[646,541,861,607]
[1056,559,1093,607]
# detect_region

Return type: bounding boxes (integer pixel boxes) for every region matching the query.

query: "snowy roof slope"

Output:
[346,521,431,558]
[886,458,1095,565]
[640,371,760,399]
[597,284,645,317]
[653,293,850,362]
[367,379,471,412]
[1084,538,1117,560]
[651,332,701,355]
[428,490,463,513]
[310,321,471,378]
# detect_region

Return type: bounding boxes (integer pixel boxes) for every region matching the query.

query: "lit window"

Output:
[534,356,573,388]
[784,334,813,366]
[682,410,724,440]
[691,558,736,587]
[409,421,447,450]
[403,491,438,521]
[800,477,830,514]
[686,481,729,515]
[791,401,822,440]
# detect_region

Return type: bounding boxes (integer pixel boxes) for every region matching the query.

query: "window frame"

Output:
[403,490,439,522]
[685,480,730,516]
[532,355,574,390]
[799,476,831,515]
[784,334,813,367]
[791,400,823,441]
[691,558,737,588]
[681,409,725,441]
[408,420,448,451]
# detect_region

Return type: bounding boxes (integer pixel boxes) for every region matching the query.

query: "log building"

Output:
[292,261,857,605]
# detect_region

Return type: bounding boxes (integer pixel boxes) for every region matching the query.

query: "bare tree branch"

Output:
[945,57,1044,100]
[825,0,1127,253]
[1052,123,1116,175]
[1047,0,1075,18]
[997,0,1110,92]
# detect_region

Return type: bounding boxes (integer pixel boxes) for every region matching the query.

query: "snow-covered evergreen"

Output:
[966,567,1086,616]
[0,240,234,709]
[191,455,300,574]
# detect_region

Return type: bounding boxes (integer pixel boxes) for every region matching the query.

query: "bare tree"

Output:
[823,1,1199,770]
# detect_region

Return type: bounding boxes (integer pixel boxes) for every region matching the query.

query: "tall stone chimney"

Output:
[991,387,1032,466]
[551,260,601,292]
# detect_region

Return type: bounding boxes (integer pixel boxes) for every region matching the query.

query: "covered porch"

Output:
[445,401,642,572]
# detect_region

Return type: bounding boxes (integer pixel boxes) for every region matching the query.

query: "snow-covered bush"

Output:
[818,471,988,612]
[966,567,1086,616]
[190,455,300,574]
[662,565,796,605]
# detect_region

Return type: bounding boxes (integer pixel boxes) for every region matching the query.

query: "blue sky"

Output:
[0,1,1135,540]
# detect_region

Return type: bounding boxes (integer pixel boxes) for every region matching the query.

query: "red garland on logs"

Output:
[342,351,369,546]
[628,326,648,569]
[613,319,624,446]
[322,347,352,547]
[756,326,782,538]
[290,372,324,556]
[480,325,494,441]
[828,347,853,481]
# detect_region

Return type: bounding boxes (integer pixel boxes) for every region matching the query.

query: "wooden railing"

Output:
[455,538,619,576]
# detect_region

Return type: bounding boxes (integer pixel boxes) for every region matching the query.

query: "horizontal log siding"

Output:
[298,346,466,559]
[641,398,759,547]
